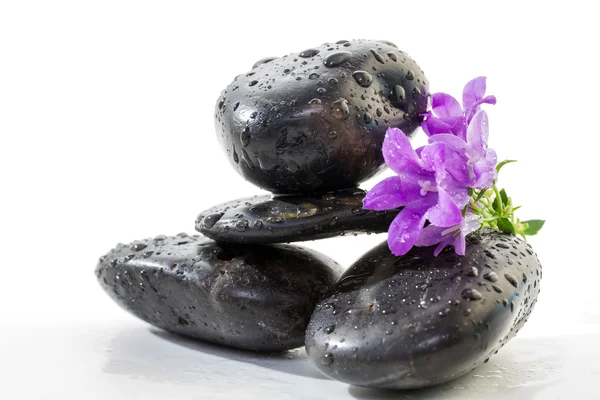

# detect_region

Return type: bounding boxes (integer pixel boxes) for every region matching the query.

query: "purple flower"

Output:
[422,76,496,140]
[430,110,497,189]
[363,128,469,256]
[415,213,482,256]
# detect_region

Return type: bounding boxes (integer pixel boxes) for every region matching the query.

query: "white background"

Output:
[1,1,598,399]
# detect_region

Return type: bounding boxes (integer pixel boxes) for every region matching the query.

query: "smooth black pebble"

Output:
[214,39,429,193]
[305,230,541,389]
[195,189,400,244]
[96,234,342,352]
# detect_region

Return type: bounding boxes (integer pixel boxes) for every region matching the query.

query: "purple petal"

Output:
[415,224,446,247]
[363,176,410,210]
[382,128,421,174]
[429,134,468,154]
[439,173,470,207]
[463,213,482,234]
[387,201,431,256]
[462,76,487,110]
[431,93,463,118]
[434,238,454,256]
[466,110,489,156]
[425,188,462,227]
[471,149,498,189]
[421,115,454,136]
[453,233,467,255]
[420,142,446,173]
[445,156,469,184]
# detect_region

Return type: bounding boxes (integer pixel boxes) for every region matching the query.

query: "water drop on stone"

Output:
[131,243,147,252]
[323,51,353,67]
[331,98,350,120]
[352,70,373,88]
[324,325,335,334]
[465,266,479,277]
[299,48,319,58]
[240,126,251,147]
[370,49,385,64]
[248,80,258,87]
[483,271,499,282]
[406,70,415,80]
[321,353,334,365]
[309,72,320,80]
[363,112,373,124]
[235,220,249,232]
[203,213,224,229]
[462,288,483,301]
[505,273,519,288]
[252,57,276,69]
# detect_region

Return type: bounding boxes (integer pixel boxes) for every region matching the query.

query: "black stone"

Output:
[305,230,541,389]
[215,39,429,194]
[195,189,400,244]
[96,234,342,352]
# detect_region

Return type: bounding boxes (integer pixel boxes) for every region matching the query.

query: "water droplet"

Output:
[328,78,338,85]
[254,221,263,230]
[323,51,353,67]
[321,353,334,365]
[391,85,406,107]
[387,52,398,62]
[462,288,483,301]
[352,70,373,88]
[331,98,350,120]
[324,325,335,334]
[203,213,224,229]
[232,147,239,163]
[252,57,276,69]
[131,243,147,252]
[351,207,369,216]
[248,80,258,87]
[483,271,499,282]
[492,284,503,293]
[299,48,319,58]
[370,49,385,64]
[406,70,415,80]
[241,149,255,169]
[309,72,320,80]
[235,220,249,232]
[265,216,284,224]
[505,273,518,288]
[363,112,373,124]
[465,266,479,277]
[376,108,383,117]
[309,98,322,107]
[496,242,510,249]
[240,126,250,147]
[330,217,339,226]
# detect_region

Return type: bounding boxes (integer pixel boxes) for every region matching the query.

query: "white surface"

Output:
[1,1,599,398]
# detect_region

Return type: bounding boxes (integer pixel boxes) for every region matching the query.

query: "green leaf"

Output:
[496,159,517,172]
[499,188,509,206]
[523,219,545,236]
[497,217,515,234]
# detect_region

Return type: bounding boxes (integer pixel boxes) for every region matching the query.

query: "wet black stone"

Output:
[96,234,342,352]
[215,39,429,194]
[195,189,400,244]
[305,230,541,389]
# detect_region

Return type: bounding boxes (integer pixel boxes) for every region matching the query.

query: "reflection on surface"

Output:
[102,325,599,399]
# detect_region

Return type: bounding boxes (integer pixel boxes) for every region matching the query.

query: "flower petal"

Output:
[420,142,446,173]
[429,134,468,153]
[363,176,410,210]
[466,110,489,156]
[462,76,487,110]
[382,127,421,173]
[431,93,463,118]
[453,233,467,255]
[415,224,447,247]
[439,173,470,207]
[387,201,431,256]
[426,187,462,227]
[471,149,498,189]
[422,115,454,136]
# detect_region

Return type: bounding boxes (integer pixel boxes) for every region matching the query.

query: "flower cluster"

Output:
[364,77,543,256]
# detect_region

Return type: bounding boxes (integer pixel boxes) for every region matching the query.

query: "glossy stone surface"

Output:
[305,230,541,389]
[96,234,342,352]
[215,39,429,193]
[195,189,400,244]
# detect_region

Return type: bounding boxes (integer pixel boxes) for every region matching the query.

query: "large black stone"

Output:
[96,234,342,352]
[305,230,541,389]
[195,189,400,244]
[215,39,429,193]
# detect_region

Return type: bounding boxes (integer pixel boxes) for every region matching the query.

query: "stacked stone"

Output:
[96,40,541,389]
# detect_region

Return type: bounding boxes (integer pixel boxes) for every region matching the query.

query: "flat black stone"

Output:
[215,39,429,193]
[96,234,342,352]
[195,189,400,244]
[305,230,541,389]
